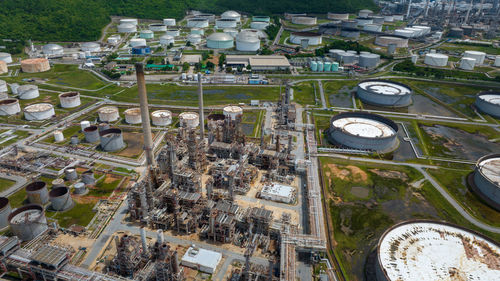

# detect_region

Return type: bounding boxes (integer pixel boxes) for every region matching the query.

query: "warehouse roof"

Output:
[226,55,290,68]
[181,246,222,273]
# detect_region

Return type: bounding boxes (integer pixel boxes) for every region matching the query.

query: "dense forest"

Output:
[0,0,376,41]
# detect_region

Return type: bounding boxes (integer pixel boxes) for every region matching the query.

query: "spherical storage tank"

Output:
[375,35,408,48]
[459,57,476,70]
[358,53,381,69]
[81,42,100,52]
[84,125,100,143]
[59,92,81,108]
[132,46,151,55]
[21,58,50,73]
[8,204,48,241]
[236,31,260,52]
[187,34,202,44]
[327,112,399,152]
[130,38,147,47]
[0,197,11,229]
[25,181,49,205]
[179,112,200,128]
[216,18,237,28]
[98,106,119,122]
[328,13,349,20]
[471,154,500,211]
[117,23,137,33]
[0,99,20,116]
[120,18,138,26]
[187,18,209,28]
[124,108,142,124]
[24,103,55,121]
[163,18,176,26]
[290,32,322,45]
[152,110,172,126]
[221,10,241,22]
[160,35,175,45]
[149,23,167,32]
[250,21,269,30]
[100,128,125,152]
[207,33,234,49]
[49,187,74,211]
[464,50,486,65]
[140,30,154,39]
[424,53,448,67]
[17,85,39,100]
[0,52,12,63]
[357,80,412,107]
[375,220,500,281]
[475,92,500,118]
[223,106,243,120]
[0,61,7,75]
[42,44,63,55]
[292,16,317,25]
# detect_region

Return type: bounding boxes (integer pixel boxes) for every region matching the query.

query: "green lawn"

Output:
[279,30,291,45]
[322,80,358,107]
[0,178,15,193]
[46,203,96,228]
[87,177,121,198]
[292,81,316,105]
[438,43,500,55]
[8,188,27,207]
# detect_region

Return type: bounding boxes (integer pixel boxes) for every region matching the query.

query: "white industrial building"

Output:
[181,246,222,274]
[225,55,291,71]
[260,183,295,203]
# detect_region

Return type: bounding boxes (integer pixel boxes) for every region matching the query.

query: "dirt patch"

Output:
[53,233,94,252]
[327,164,351,180]
[370,169,408,181]
[347,165,368,182]
[104,174,120,184]
[115,132,156,158]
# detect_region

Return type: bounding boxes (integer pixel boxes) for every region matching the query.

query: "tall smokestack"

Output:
[424,0,430,17]
[140,226,148,254]
[406,0,413,19]
[465,0,473,24]
[135,63,156,167]
[198,72,204,138]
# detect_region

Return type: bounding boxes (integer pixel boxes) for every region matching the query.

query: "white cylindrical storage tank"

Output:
[24,103,55,121]
[118,23,137,33]
[339,52,356,64]
[151,110,172,126]
[98,106,119,122]
[374,35,408,48]
[371,16,385,25]
[163,18,176,26]
[81,42,100,52]
[51,179,65,188]
[53,130,64,142]
[358,53,381,68]
[10,83,19,95]
[424,53,448,67]
[207,33,234,49]
[327,112,399,152]
[49,186,74,211]
[221,10,241,22]
[74,182,88,195]
[42,44,63,55]
[290,32,322,45]
[129,38,147,48]
[464,51,486,65]
[459,57,476,70]
[471,154,500,210]
[120,19,138,26]
[494,56,500,67]
[0,80,7,93]
[357,80,412,107]
[404,27,421,37]
[25,181,50,205]
[363,24,382,32]
[191,28,204,35]
[383,15,394,22]
[160,35,175,45]
[0,198,10,230]
[475,92,500,118]
[59,92,81,108]
[236,31,260,52]
[223,106,243,120]
[394,29,413,38]
[292,16,317,25]
[216,18,238,28]
[413,25,431,35]
[250,21,269,30]
[179,112,200,128]
[166,29,180,37]
[99,128,125,152]
[187,18,209,28]
[187,34,202,44]
[411,54,418,64]
[124,108,142,124]
[149,23,167,32]
[21,58,50,73]
[0,99,20,116]
[393,14,404,21]
[358,9,373,17]
[0,61,7,75]
[8,204,48,241]
[0,52,12,64]
[328,13,349,20]
[107,35,121,45]
[80,120,90,131]
[140,30,154,39]
[64,167,78,181]
[329,49,345,60]
[224,29,238,38]
[83,125,100,143]
[355,17,373,26]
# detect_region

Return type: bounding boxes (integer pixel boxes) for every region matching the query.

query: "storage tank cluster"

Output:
[59,92,81,108]
[374,35,408,48]
[424,53,448,67]
[327,112,399,153]
[124,108,142,124]
[20,58,50,73]
[207,33,234,49]
[100,128,125,152]
[0,52,13,63]
[24,103,55,121]
[463,50,486,65]
[292,16,317,25]
[475,91,500,118]
[357,80,412,107]
[236,31,261,52]
[81,42,100,52]
[149,23,167,32]
[151,110,172,126]
[375,220,500,281]
[471,154,500,211]
[187,18,209,28]
[309,58,339,72]
[17,85,39,100]
[98,106,120,122]
[42,44,63,56]
[179,112,200,128]
[328,13,349,20]
[0,99,21,116]
[290,32,322,45]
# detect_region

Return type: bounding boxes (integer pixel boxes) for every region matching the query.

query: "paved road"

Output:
[317,80,327,109]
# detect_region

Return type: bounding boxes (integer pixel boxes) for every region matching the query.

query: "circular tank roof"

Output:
[377,220,500,281]
[180,112,199,119]
[478,92,500,105]
[98,106,118,114]
[124,108,141,115]
[43,44,63,51]
[224,106,243,113]
[359,80,411,96]
[222,10,241,18]
[236,31,259,43]
[49,186,69,197]
[0,99,18,105]
[24,103,53,112]
[478,155,500,186]
[207,33,233,41]
[152,110,172,117]
[331,112,398,138]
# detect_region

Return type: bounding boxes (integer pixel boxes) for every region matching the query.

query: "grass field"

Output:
[279,30,291,45]
[292,81,317,105]
[322,80,358,107]
[0,178,15,193]
[8,188,27,207]
[438,43,500,55]
[46,203,96,228]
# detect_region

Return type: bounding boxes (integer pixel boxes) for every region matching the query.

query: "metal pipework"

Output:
[198,72,204,138]
[135,63,156,166]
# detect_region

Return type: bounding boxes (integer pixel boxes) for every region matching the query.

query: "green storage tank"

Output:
[310,61,318,71]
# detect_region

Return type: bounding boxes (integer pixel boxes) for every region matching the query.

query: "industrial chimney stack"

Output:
[198,72,205,139]
[135,63,156,167]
